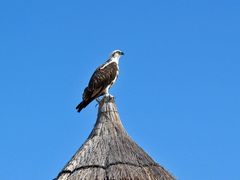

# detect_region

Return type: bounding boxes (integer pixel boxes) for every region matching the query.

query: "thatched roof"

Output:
[55,96,174,180]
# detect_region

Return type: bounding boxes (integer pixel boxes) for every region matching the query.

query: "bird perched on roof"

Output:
[76,50,124,113]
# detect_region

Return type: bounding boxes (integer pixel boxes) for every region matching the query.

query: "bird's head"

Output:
[110,50,124,58]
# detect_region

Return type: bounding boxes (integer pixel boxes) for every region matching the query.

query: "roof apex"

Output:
[55,96,174,180]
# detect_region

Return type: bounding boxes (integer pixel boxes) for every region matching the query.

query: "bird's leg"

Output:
[104,86,113,97]
[108,94,114,98]
[96,98,101,103]
[105,86,110,96]
[95,97,101,107]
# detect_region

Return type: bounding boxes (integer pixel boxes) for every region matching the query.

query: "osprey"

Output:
[76,50,124,112]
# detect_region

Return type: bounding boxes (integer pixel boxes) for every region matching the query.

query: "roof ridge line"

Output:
[57,162,160,178]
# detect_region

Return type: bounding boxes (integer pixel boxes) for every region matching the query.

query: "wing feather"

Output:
[82,62,118,101]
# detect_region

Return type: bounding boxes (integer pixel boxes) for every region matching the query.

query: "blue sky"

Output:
[0,0,240,179]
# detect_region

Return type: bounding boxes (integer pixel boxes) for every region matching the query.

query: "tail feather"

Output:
[76,98,94,113]
[76,101,86,113]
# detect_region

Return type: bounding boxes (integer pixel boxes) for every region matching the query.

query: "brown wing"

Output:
[83,62,118,101]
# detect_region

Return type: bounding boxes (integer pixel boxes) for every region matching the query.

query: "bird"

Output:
[76,50,124,113]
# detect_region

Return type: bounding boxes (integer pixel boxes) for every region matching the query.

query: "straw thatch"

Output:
[55,96,174,180]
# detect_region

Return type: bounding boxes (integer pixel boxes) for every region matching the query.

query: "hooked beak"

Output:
[120,52,124,55]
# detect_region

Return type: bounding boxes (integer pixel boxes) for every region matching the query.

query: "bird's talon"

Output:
[96,98,101,103]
